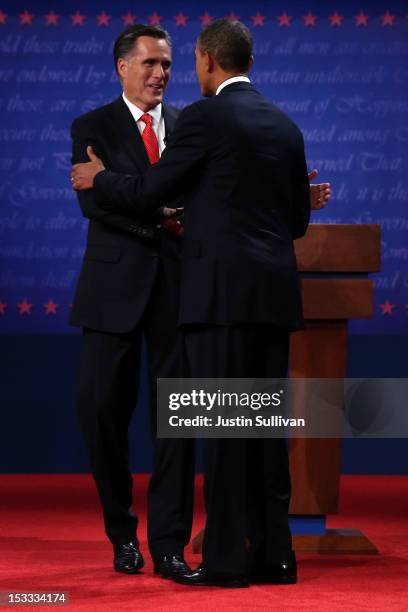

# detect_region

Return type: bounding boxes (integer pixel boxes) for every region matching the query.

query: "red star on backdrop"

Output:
[148,11,162,25]
[19,9,34,25]
[45,10,59,26]
[200,11,213,26]
[0,301,7,315]
[381,10,395,26]
[18,299,33,315]
[226,11,240,21]
[122,11,136,26]
[277,12,292,27]
[303,11,317,27]
[355,11,369,26]
[97,11,110,26]
[0,9,7,24]
[71,10,85,26]
[379,299,396,316]
[329,12,344,27]
[174,11,188,26]
[43,299,58,316]
[251,11,266,27]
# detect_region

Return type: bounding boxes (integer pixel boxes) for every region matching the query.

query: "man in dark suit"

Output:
[72,19,330,587]
[70,24,193,579]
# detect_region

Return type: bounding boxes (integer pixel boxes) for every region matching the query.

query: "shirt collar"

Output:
[122,93,162,124]
[216,76,251,96]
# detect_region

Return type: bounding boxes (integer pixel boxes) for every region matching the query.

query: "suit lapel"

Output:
[108,97,150,171]
[162,104,179,143]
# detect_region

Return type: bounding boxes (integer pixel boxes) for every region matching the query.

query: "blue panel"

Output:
[0,334,153,473]
[289,515,326,535]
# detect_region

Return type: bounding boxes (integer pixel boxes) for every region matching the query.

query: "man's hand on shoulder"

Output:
[308,169,331,210]
[71,146,105,190]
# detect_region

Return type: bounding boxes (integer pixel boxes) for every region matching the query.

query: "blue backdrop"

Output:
[0,0,407,333]
[1,1,407,473]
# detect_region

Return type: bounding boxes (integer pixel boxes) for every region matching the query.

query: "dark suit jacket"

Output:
[94,83,311,329]
[70,96,180,333]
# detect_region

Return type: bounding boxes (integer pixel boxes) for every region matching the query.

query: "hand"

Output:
[160,207,184,237]
[161,217,184,237]
[308,169,331,210]
[161,206,184,218]
[71,146,105,190]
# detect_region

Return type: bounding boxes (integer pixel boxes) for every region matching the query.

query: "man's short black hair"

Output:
[113,24,172,73]
[197,18,253,73]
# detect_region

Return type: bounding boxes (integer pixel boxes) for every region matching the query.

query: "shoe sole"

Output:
[176,578,249,588]
[114,561,145,574]
[251,577,297,585]
[154,569,193,580]
[153,569,171,579]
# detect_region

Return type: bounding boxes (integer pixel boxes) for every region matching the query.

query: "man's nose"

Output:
[152,64,165,80]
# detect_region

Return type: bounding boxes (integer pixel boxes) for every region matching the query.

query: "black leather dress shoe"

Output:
[174,564,249,588]
[113,540,145,574]
[250,552,297,584]
[154,555,192,579]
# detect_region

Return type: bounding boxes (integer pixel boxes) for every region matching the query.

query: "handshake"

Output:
[161,207,185,238]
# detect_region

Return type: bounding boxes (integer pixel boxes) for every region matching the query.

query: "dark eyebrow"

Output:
[142,57,172,66]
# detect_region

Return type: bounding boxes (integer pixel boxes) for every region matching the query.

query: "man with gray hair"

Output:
[70,24,193,580]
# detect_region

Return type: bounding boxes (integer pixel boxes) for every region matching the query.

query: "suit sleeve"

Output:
[94,103,207,216]
[291,131,311,240]
[71,118,148,230]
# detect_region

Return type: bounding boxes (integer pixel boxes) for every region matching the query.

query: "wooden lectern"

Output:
[289,223,380,553]
[192,224,381,556]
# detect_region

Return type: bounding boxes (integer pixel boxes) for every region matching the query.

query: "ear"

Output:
[248,55,254,70]
[205,51,215,73]
[117,57,128,81]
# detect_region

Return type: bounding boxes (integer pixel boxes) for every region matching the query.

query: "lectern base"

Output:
[293,529,378,554]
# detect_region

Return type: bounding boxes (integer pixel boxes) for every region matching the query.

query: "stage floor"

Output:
[0,474,407,611]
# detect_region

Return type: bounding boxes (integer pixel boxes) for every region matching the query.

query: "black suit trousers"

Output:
[77,260,195,559]
[183,324,292,575]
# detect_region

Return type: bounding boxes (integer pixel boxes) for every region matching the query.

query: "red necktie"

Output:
[140,112,160,165]
[139,113,184,237]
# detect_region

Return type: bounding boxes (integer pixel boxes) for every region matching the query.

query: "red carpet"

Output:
[0,475,407,611]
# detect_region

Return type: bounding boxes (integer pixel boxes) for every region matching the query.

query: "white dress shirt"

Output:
[216,76,251,96]
[122,93,166,155]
